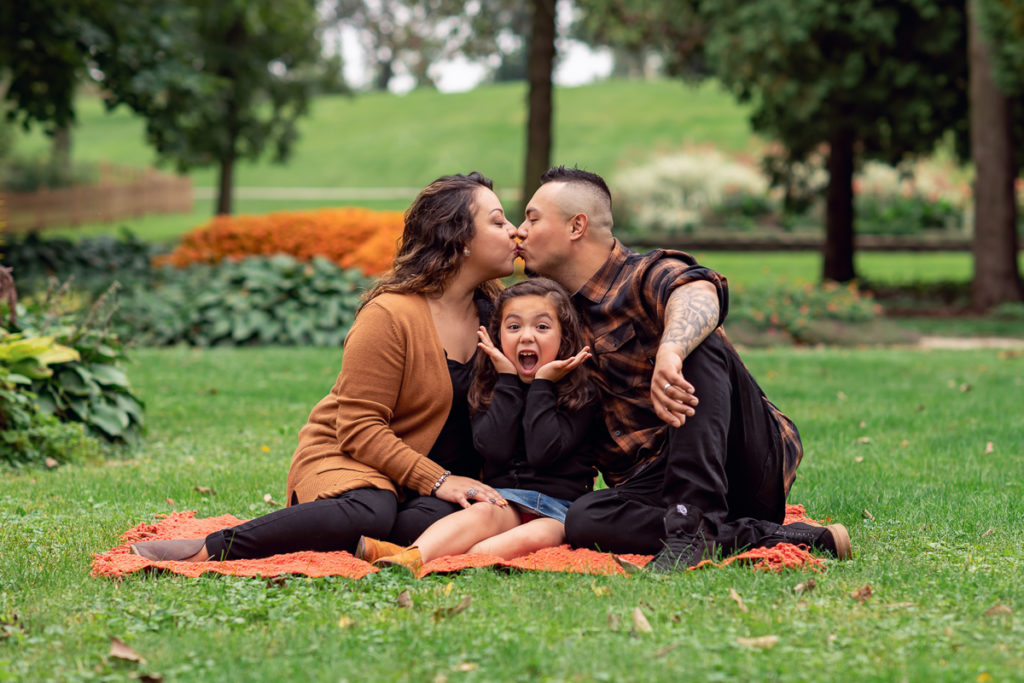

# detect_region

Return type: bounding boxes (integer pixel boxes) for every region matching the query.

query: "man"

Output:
[516,166,851,570]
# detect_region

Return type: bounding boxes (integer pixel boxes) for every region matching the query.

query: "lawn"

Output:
[9,79,757,194]
[1,346,1021,681]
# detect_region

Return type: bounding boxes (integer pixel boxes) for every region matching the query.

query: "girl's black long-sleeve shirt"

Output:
[472,374,598,501]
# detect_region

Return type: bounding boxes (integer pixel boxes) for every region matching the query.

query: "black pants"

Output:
[564,332,798,555]
[204,488,460,560]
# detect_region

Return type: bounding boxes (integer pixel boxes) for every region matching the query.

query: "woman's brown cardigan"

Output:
[286,293,451,505]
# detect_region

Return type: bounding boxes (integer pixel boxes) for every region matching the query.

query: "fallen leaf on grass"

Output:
[164,498,176,507]
[736,635,779,649]
[265,576,287,588]
[397,590,413,609]
[612,555,644,575]
[977,673,993,683]
[836,392,847,401]
[263,493,280,507]
[862,509,875,521]
[434,595,471,620]
[984,442,994,454]
[607,613,621,631]
[261,445,271,453]
[134,673,164,683]
[854,456,864,463]
[959,383,971,393]
[793,578,816,594]
[591,580,611,597]
[110,637,145,663]
[856,437,872,445]
[850,585,873,602]
[193,486,216,496]
[984,604,1012,616]
[337,616,355,629]
[453,663,477,672]
[632,607,653,633]
[981,528,995,538]
[728,588,748,612]
[44,457,60,469]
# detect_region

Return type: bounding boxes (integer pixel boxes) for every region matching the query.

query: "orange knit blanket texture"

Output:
[91,504,826,580]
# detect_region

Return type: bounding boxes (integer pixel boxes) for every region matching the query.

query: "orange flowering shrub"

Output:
[156,207,405,275]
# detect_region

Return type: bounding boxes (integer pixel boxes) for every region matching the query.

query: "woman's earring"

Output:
[463,247,471,256]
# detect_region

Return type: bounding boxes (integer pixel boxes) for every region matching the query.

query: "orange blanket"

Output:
[91,504,827,580]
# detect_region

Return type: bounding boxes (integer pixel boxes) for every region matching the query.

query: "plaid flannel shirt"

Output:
[573,240,803,493]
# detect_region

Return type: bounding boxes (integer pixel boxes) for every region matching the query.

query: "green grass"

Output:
[2,346,1022,681]
[9,79,756,192]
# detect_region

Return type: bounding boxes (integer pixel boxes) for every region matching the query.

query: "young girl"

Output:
[357,278,599,570]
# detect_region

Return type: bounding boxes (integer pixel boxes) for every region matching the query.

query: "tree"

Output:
[87,0,325,215]
[968,0,1024,309]
[703,0,968,282]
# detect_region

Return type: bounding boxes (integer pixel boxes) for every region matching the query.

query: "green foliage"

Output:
[704,0,968,166]
[0,328,101,467]
[12,285,145,443]
[1,230,160,295]
[115,255,370,347]
[730,280,881,343]
[856,194,962,235]
[0,155,99,192]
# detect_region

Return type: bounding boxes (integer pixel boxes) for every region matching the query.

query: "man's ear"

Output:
[568,212,589,241]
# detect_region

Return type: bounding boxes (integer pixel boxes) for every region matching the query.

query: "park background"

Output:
[1,1,1022,681]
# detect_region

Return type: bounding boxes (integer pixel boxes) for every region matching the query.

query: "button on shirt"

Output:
[572,240,729,486]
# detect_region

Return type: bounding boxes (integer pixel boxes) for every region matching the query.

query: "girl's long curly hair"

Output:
[468,278,596,415]
[361,171,502,308]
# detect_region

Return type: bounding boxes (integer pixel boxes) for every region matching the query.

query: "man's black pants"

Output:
[564,332,801,555]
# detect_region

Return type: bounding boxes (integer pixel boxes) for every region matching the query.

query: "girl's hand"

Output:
[476,326,516,374]
[535,346,591,383]
[434,474,507,509]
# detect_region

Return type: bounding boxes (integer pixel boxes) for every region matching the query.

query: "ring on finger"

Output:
[465,488,478,498]
[663,382,672,392]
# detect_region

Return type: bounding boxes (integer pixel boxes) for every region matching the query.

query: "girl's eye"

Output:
[506,323,520,331]
[537,323,550,331]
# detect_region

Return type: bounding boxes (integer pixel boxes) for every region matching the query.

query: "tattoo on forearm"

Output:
[660,285,719,358]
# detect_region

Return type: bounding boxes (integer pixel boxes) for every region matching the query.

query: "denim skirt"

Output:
[494,488,573,524]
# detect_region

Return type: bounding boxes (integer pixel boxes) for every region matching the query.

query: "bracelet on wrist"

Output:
[430,470,451,496]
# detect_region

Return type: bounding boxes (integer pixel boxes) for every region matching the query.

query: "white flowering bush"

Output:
[612,148,771,237]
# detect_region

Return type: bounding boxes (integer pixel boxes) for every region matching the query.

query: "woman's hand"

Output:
[476,326,516,374]
[434,474,507,509]
[535,346,591,383]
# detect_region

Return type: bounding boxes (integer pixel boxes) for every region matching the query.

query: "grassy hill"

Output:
[10,79,757,192]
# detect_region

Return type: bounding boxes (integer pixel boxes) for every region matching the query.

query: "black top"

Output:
[472,374,598,501]
[426,355,482,477]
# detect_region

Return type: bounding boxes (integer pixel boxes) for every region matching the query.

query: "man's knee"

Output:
[564,493,603,548]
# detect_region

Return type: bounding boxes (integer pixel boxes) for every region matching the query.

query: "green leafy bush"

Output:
[0,330,103,467]
[115,255,370,347]
[730,280,881,344]
[11,285,145,444]
[1,230,161,295]
[1,156,99,192]
[856,194,962,235]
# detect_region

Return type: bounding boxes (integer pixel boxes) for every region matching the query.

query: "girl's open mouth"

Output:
[518,351,538,373]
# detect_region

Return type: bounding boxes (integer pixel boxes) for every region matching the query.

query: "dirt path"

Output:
[917,336,1024,350]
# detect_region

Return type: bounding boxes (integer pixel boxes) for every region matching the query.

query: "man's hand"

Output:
[651,343,697,428]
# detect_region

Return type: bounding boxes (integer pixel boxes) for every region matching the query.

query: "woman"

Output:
[132,172,519,562]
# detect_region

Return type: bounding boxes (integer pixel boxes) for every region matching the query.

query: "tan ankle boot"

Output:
[373,547,423,576]
[355,536,406,563]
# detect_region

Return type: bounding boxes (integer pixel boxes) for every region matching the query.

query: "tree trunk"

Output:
[968,0,1024,310]
[521,0,556,212]
[216,153,235,215]
[823,127,857,282]
[51,125,72,185]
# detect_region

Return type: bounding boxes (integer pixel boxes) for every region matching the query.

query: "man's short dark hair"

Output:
[540,166,612,205]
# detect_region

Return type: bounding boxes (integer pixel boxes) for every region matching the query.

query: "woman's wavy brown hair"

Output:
[361,171,502,308]
[468,278,596,415]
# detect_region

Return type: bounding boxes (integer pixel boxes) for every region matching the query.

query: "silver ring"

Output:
[466,488,478,498]
[663,382,672,392]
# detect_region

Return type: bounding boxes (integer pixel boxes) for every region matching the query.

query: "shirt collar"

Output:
[574,239,631,304]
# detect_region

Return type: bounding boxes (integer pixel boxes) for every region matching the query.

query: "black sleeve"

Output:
[470,373,524,465]
[521,379,596,467]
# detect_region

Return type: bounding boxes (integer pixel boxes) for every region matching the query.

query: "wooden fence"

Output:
[0,164,192,233]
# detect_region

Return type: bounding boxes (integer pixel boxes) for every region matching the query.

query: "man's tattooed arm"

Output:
[651,281,719,427]
[660,281,720,358]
